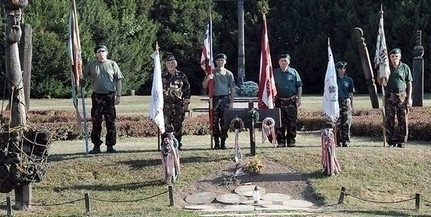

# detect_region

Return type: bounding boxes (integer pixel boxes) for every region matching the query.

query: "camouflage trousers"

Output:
[337,99,352,143]
[385,92,409,145]
[212,95,231,139]
[91,92,117,147]
[163,101,185,144]
[274,96,298,144]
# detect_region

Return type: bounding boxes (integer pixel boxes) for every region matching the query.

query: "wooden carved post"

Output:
[2,0,31,210]
[354,27,379,108]
[412,30,424,107]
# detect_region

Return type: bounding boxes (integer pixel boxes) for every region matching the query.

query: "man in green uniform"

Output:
[384,48,412,148]
[202,53,235,149]
[273,53,303,147]
[83,45,123,154]
[162,54,191,150]
[335,61,355,147]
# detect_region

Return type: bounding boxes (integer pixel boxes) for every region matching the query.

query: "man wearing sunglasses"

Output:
[82,44,123,154]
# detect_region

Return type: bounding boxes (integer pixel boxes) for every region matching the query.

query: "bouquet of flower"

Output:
[244,156,264,175]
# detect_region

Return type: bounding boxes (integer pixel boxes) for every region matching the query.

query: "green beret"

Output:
[335,61,347,69]
[164,54,176,61]
[94,45,108,53]
[390,48,401,55]
[215,53,227,60]
[278,53,291,60]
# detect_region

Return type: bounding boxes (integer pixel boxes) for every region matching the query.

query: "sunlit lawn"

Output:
[2,95,431,216]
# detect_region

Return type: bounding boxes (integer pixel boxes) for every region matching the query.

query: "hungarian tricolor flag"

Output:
[68,0,82,130]
[200,19,214,131]
[257,14,276,109]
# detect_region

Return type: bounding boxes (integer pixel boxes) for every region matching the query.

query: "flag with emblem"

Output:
[323,39,339,123]
[257,14,277,109]
[150,43,165,134]
[374,7,390,86]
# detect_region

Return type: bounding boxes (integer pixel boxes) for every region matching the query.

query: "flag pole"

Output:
[379,6,387,147]
[155,41,162,151]
[70,0,89,154]
[328,37,338,145]
[208,14,214,149]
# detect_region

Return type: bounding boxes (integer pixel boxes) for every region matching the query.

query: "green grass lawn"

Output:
[3,95,431,216]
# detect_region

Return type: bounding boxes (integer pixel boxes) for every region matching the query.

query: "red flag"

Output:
[201,19,214,131]
[257,14,277,109]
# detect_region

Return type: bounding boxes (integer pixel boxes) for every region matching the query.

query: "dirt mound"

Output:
[174,157,325,208]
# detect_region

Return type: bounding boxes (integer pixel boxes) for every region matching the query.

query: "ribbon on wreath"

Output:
[229,117,245,163]
[262,117,277,147]
[161,133,181,182]
[321,124,341,176]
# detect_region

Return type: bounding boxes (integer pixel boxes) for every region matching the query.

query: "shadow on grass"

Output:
[48,147,222,163]
[53,180,167,192]
[119,155,231,170]
[335,209,430,216]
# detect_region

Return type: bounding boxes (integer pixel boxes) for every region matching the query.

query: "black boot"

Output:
[220,138,226,149]
[106,146,117,153]
[89,146,101,154]
[214,137,220,150]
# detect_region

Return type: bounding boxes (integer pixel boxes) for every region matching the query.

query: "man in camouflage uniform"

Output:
[162,54,191,150]
[83,45,123,154]
[384,48,412,148]
[335,61,355,147]
[273,53,303,147]
[202,53,235,149]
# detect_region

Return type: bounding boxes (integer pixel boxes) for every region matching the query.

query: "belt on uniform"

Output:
[338,98,350,101]
[276,95,297,101]
[214,94,230,98]
[387,89,406,94]
[94,92,114,96]
[386,89,406,97]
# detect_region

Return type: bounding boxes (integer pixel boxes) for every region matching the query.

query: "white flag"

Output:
[374,10,390,86]
[323,41,339,123]
[149,50,165,134]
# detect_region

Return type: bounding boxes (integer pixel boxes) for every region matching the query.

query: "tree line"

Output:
[0,0,429,98]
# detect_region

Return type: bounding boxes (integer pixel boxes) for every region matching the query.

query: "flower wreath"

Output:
[262,117,275,128]
[229,117,245,132]
[261,117,277,147]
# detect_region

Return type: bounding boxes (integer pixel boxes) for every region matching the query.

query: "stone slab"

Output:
[282,199,315,208]
[234,185,266,197]
[201,205,255,212]
[257,204,310,210]
[241,199,273,205]
[216,193,247,204]
[185,192,217,204]
[183,205,217,210]
[261,193,291,202]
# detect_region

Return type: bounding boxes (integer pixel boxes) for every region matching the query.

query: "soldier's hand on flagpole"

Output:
[206,74,214,81]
